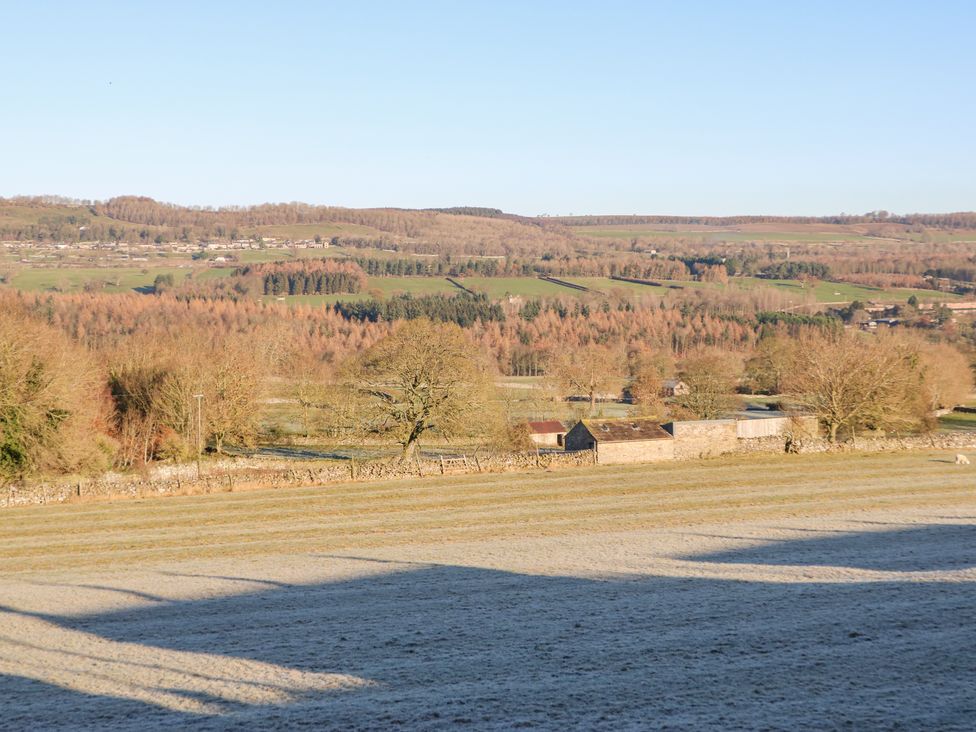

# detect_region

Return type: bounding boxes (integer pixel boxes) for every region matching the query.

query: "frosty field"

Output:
[1,451,974,730]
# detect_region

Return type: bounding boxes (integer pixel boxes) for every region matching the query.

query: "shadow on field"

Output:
[2,524,975,730]
[687,523,976,571]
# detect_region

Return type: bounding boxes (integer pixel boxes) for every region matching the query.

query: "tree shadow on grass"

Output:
[2,524,975,730]
[686,523,976,572]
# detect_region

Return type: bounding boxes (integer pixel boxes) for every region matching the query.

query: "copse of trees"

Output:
[753,331,973,442]
[334,293,505,327]
[236,260,367,296]
[0,310,114,483]
[107,330,267,465]
[758,261,831,280]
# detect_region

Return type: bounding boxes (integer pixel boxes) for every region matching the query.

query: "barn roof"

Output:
[528,420,567,434]
[579,418,673,442]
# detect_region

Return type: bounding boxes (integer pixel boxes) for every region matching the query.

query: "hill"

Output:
[4,196,976,256]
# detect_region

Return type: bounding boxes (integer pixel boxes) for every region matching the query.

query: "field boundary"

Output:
[6,431,976,509]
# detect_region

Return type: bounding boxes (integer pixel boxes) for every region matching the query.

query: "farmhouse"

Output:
[527,420,568,447]
[660,378,690,397]
[564,418,674,464]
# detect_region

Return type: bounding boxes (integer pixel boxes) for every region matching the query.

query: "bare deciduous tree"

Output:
[783,331,926,443]
[548,344,624,414]
[675,348,743,419]
[627,347,673,418]
[348,319,497,459]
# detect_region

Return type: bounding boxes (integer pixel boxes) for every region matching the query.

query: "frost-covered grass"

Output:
[2,451,975,729]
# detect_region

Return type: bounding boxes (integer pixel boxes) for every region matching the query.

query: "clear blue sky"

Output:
[2,1,974,216]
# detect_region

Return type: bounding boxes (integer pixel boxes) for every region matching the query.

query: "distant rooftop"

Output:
[528,420,567,434]
[579,418,673,442]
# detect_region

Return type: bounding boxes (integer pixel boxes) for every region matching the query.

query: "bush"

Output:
[0,310,114,483]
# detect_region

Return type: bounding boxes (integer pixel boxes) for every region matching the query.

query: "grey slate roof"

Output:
[579,418,673,442]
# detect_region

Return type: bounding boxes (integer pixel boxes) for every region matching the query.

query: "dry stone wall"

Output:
[665,420,738,459]
[8,431,976,509]
[1,449,596,508]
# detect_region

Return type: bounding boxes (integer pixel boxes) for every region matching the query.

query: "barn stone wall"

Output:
[664,420,738,459]
[530,432,563,447]
[597,439,674,465]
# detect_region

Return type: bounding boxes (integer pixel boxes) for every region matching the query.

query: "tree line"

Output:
[334,293,505,327]
[2,289,971,485]
[235,260,367,296]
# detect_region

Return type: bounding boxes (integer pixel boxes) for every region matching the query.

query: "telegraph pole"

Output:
[193,393,204,480]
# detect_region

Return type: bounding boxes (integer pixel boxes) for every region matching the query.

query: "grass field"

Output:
[731,276,959,304]
[1,451,974,728]
[2,258,964,308]
[6,265,234,293]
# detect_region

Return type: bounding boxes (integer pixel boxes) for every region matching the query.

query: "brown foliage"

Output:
[0,309,114,482]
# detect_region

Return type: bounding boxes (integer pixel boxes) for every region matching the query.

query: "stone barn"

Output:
[662,419,738,459]
[563,418,675,465]
[527,420,568,447]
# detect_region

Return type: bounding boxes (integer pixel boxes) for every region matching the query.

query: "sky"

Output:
[2,1,974,216]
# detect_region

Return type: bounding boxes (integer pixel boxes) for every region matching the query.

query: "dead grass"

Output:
[4,450,974,574]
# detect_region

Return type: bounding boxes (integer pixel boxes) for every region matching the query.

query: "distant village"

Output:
[1,235,327,266]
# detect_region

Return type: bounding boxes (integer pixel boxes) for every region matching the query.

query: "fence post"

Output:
[440,456,446,475]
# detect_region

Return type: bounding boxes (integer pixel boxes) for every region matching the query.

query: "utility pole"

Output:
[193,393,204,480]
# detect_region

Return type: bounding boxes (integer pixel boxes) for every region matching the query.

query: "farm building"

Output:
[564,418,674,465]
[662,419,738,459]
[734,413,819,439]
[527,420,569,447]
[660,378,690,397]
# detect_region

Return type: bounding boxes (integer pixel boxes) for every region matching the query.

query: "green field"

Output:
[732,277,960,304]
[457,276,574,298]
[3,262,964,308]
[5,265,234,293]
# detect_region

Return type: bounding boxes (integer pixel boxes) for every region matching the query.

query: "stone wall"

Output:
[729,432,976,456]
[597,439,674,465]
[664,420,738,459]
[1,449,597,509]
[735,415,819,439]
[9,430,976,509]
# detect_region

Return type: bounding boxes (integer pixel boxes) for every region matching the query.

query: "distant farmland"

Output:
[3,265,959,306]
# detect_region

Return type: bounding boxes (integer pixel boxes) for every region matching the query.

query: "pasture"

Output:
[0,253,963,308]
[6,265,234,293]
[2,451,974,729]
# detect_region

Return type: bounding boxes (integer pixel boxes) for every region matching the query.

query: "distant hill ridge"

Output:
[1,195,974,256]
